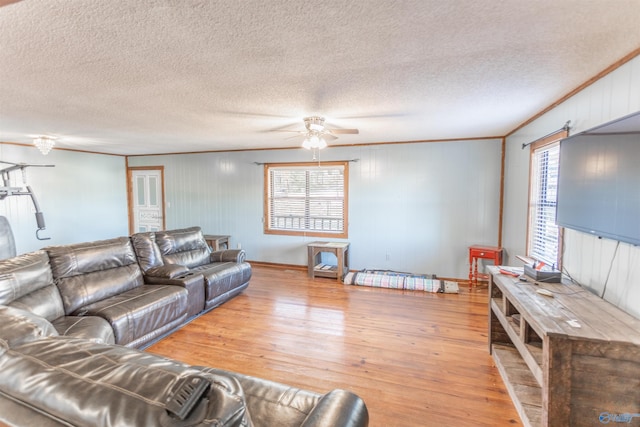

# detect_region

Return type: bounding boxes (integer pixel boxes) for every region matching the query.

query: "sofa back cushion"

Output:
[155,227,210,268]
[130,232,164,272]
[0,251,65,321]
[46,237,144,315]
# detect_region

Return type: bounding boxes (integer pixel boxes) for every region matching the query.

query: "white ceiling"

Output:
[1,0,640,156]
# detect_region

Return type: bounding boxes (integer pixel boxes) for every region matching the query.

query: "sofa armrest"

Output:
[145,264,189,279]
[0,305,59,348]
[210,249,245,263]
[143,273,205,317]
[301,389,369,427]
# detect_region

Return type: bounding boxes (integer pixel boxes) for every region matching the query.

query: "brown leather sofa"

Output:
[131,227,252,312]
[0,306,369,426]
[0,230,369,426]
[1,227,250,349]
[44,236,195,348]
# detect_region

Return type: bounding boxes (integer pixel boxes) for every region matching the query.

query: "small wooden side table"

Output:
[307,241,350,282]
[204,235,230,251]
[469,245,502,287]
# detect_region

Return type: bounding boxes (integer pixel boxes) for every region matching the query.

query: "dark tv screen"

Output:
[556,112,640,246]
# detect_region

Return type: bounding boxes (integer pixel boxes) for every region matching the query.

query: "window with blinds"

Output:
[264,162,348,238]
[528,140,561,267]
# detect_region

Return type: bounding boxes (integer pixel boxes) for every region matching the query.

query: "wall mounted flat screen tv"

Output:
[557,111,640,246]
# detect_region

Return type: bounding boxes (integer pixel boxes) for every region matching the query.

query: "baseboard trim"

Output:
[247,261,469,282]
[246,260,306,271]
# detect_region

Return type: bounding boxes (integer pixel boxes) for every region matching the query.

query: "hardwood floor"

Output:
[147,266,521,427]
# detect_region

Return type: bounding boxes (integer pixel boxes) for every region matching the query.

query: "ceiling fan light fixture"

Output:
[302,136,312,150]
[33,136,55,155]
[295,116,357,152]
[302,132,326,150]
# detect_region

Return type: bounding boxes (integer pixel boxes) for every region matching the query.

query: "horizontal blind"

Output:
[267,164,345,234]
[529,142,560,267]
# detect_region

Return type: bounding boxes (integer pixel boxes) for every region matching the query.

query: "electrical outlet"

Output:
[237,243,241,250]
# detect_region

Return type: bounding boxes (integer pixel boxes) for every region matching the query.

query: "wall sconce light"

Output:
[33,136,55,155]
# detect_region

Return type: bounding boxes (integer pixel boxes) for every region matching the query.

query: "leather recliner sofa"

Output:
[0,305,369,426]
[0,228,369,426]
[131,227,252,312]
[44,236,193,348]
[0,226,251,349]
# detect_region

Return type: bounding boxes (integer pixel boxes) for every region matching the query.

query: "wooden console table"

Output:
[307,241,350,282]
[488,266,640,427]
[203,235,230,251]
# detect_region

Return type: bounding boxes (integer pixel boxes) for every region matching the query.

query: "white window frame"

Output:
[264,161,348,238]
[527,130,567,268]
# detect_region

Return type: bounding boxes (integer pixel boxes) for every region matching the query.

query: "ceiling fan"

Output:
[280,116,359,150]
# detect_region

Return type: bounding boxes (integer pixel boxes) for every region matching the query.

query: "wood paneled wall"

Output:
[128,138,503,279]
[503,55,640,318]
[0,143,128,254]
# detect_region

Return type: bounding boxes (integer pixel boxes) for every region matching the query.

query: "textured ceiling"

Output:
[1,0,640,155]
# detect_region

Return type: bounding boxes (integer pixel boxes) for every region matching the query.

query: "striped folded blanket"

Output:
[344,270,458,293]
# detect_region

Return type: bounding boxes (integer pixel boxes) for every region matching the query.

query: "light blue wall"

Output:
[503,55,640,318]
[129,138,502,278]
[0,143,129,254]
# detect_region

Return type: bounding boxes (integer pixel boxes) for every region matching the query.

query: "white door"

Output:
[130,168,164,233]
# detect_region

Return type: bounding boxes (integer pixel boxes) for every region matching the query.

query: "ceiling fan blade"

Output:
[265,129,304,133]
[323,133,339,140]
[260,123,304,133]
[340,112,407,119]
[327,128,359,135]
[222,110,294,119]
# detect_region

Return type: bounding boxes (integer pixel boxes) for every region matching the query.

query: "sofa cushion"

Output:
[192,262,252,308]
[0,305,58,349]
[50,316,115,345]
[155,227,211,268]
[130,231,164,272]
[47,237,139,277]
[57,265,145,315]
[77,284,188,346]
[0,251,65,321]
[46,238,145,315]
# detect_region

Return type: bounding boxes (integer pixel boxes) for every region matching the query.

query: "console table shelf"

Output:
[488,266,640,427]
[492,344,542,427]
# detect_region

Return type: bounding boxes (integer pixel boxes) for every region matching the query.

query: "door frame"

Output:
[126,166,166,234]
